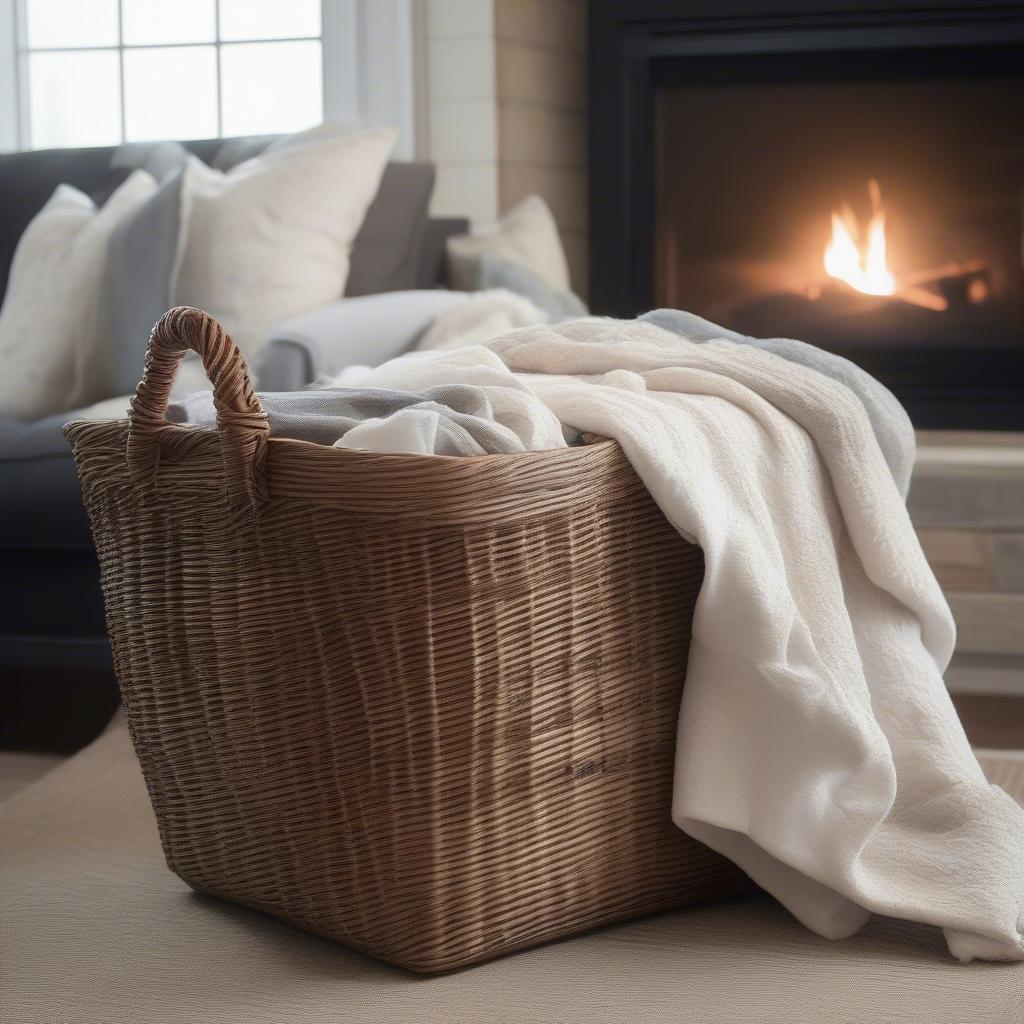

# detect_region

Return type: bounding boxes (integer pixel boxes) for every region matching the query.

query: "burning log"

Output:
[902,259,986,286]
[906,261,991,311]
[892,282,948,312]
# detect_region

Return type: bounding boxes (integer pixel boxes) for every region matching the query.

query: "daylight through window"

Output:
[18,0,323,149]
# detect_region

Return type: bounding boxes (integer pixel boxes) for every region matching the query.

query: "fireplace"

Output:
[589,1,1024,428]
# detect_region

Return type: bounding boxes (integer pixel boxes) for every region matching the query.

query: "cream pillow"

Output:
[446,194,571,293]
[0,171,156,420]
[172,127,396,369]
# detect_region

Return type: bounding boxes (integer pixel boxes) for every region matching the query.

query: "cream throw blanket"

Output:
[346,318,1024,962]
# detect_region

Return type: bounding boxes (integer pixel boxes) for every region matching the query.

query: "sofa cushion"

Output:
[1,137,434,307]
[110,141,191,181]
[1,171,158,420]
[0,140,225,300]
[103,169,187,396]
[345,162,435,296]
[209,128,435,298]
[214,137,436,297]
[0,407,115,691]
[211,134,276,170]
[474,253,588,320]
[0,411,92,550]
[446,193,571,293]
[0,147,128,300]
[0,549,108,640]
[170,129,397,367]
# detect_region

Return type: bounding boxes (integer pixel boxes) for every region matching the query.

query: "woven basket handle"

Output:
[127,306,269,505]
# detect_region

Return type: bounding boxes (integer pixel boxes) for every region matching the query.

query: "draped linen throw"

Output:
[345,319,1024,962]
[638,309,916,497]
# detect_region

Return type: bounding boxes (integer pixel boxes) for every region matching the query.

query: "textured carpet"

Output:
[2,718,1023,1024]
[0,750,62,803]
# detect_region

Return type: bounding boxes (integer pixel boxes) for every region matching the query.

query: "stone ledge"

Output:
[918,529,1024,593]
[909,431,1024,531]
[945,653,1024,696]
[946,592,1024,657]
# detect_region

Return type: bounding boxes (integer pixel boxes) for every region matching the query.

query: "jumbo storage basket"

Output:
[66,307,747,973]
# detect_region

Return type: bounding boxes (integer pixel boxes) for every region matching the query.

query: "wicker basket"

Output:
[65,306,747,973]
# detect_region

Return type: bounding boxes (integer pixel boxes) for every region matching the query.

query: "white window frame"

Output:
[0,0,415,156]
[322,0,415,159]
[0,0,20,150]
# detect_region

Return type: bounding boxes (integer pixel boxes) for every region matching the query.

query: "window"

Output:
[15,0,324,149]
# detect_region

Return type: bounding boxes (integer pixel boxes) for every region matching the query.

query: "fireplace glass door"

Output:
[652,46,1024,427]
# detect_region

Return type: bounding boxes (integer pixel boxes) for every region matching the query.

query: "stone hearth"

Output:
[910,432,1024,696]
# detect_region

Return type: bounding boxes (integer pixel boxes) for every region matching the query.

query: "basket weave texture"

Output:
[65,307,747,973]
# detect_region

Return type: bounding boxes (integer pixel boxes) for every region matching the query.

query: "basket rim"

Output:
[64,415,615,466]
[64,418,636,523]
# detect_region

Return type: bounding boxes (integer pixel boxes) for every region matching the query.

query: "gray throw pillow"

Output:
[102,169,185,396]
[211,135,276,171]
[110,141,190,182]
[474,253,588,321]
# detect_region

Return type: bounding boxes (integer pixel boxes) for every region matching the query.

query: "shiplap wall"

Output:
[418,0,588,296]
[493,0,587,296]
[420,0,501,227]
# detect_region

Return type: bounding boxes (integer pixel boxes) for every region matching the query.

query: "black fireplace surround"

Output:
[588,1,1024,428]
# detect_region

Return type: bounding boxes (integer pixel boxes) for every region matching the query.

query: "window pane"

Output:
[25,0,119,49]
[122,0,215,46]
[123,46,218,143]
[220,41,322,136]
[218,0,320,41]
[28,51,121,149]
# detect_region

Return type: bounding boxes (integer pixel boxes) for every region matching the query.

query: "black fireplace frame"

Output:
[587,3,1024,429]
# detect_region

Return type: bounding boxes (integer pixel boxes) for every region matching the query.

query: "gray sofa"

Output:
[0,138,467,749]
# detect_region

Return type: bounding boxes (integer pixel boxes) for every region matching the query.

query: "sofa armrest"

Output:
[258,290,469,390]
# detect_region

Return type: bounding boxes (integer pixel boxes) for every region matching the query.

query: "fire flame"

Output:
[824,179,896,297]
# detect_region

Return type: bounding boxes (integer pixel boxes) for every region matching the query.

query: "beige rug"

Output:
[2,717,1022,1024]
[0,749,63,804]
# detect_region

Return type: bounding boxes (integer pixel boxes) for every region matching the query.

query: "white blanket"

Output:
[344,319,1024,962]
[416,288,550,351]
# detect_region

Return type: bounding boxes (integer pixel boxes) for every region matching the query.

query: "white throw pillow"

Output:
[0,171,156,420]
[263,122,364,155]
[446,194,571,293]
[172,127,396,369]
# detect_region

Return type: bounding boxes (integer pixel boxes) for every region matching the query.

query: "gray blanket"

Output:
[639,309,915,497]
[167,384,526,456]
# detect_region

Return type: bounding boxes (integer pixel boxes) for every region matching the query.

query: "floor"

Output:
[5,720,1024,1023]
[0,749,64,803]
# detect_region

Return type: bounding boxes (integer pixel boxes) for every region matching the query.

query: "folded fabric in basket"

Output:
[329,345,571,451]
[167,382,547,456]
